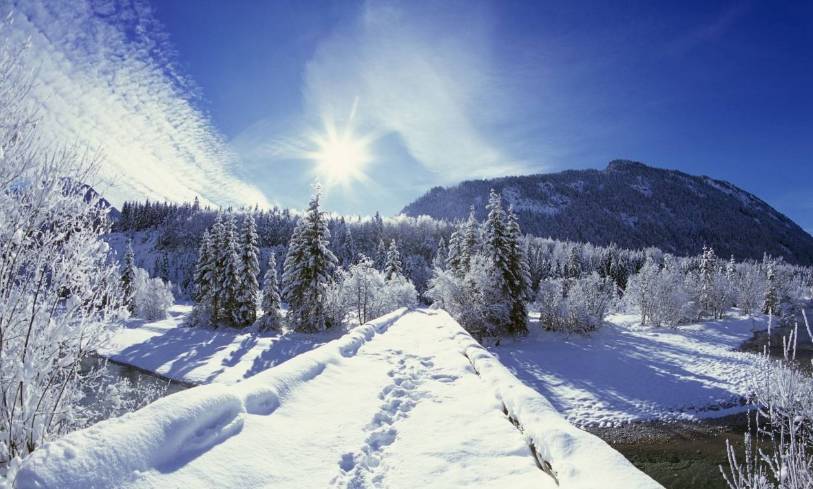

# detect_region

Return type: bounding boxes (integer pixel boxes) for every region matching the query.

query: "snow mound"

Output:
[15,385,245,489]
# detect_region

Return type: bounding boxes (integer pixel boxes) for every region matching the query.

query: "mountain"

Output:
[401,160,813,265]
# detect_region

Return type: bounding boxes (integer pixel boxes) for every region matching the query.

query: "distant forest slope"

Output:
[402,160,813,265]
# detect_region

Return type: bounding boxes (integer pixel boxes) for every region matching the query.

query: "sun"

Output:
[306,120,372,187]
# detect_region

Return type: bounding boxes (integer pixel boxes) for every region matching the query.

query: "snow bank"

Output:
[14,308,409,489]
[15,385,245,489]
[432,310,662,489]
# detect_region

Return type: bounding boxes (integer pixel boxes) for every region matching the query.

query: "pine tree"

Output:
[341,227,357,267]
[221,235,242,327]
[121,240,136,313]
[375,239,387,270]
[446,230,464,276]
[507,207,532,304]
[260,253,282,330]
[460,207,480,271]
[282,190,339,332]
[483,189,528,335]
[208,214,226,322]
[433,237,448,270]
[193,229,213,304]
[234,214,260,326]
[566,245,583,279]
[384,240,403,280]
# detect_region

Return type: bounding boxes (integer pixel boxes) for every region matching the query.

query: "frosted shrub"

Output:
[535,273,615,333]
[378,274,418,316]
[427,255,509,337]
[723,321,813,488]
[733,264,768,315]
[625,260,691,326]
[132,268,174,320]
[338,256,417,324]
[0,31,125,477]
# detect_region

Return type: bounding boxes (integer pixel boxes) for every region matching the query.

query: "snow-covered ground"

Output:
[99,304,344,385]
[16,309,660,489]
[491,312,769,427]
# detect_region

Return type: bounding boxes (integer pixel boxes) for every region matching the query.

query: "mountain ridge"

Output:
[401,160,813,265]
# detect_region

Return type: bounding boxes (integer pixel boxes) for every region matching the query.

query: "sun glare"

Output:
[307,122,372,187]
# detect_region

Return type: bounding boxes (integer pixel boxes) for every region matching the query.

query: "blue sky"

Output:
[10,0,813,230]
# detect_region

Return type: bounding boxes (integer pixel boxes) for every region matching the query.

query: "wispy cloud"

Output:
[233,0,535,209]
[6,0,269,208]
[303,0,532,182]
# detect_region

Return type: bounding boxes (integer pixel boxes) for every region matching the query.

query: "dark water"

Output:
[589,317,813,489]
[588,414,749,489]
[81,356,190,421]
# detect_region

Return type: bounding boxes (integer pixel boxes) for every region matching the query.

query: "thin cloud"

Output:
[303,0,530,182]
[6,0,269,208]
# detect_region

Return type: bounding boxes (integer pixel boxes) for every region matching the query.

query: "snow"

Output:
[16,309,660,489]
[491,312,769,427]
[99,304,345,385]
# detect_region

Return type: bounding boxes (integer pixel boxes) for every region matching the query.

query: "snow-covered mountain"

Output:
[402,160,813,265]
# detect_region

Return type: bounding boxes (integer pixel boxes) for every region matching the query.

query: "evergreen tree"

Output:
[460,207,480,271]
[260,253,282,330]
[341,227,357,267]
[209,214,227,322]
[221,235,242,326]
[566,245,583,279]
[375,239,387,270]
[433,237,448,271]
[282,190,339,332]
[763,258,779,314]
[121,240,136,313]
[446,230,464,276]
[193,229,213,304]
[234,214,260,326]
[384,240,403,280]
[483,189,529,335]
[507,207,532,304]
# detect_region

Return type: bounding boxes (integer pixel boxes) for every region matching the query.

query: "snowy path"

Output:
[16,309,660,489]
[492,312,769,427]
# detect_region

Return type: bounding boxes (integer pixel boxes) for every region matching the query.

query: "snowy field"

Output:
[16,309,660,489]
[491,312,769,427]
[99,304,345,385]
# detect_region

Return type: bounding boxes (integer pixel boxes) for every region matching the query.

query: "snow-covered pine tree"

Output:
[432,237,448,271]
[282,190,339,332]
[341,227,357,267]
[234,214,260,326]
[483,189,528,335]
[507,206,532,304]
[220,214,242,326]
[384,240,403,280]
[208,214,226,321]
[565,244,583,279]
[260,253,282,330]
[446,229,464,276]
[121,240,137,313]
[193,229,213,304]
[763,257,779,314]
[460,206,480,272]
[375,238,387,270]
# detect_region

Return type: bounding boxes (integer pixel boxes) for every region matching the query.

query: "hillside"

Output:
[402,160,813,265]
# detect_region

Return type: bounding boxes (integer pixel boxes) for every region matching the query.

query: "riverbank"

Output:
[98,304,346,385]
